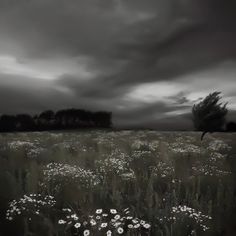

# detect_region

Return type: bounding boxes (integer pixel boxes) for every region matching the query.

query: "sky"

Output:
[0,0,236,130]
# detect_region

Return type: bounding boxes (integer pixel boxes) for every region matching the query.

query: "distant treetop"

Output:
[0,108,112,132]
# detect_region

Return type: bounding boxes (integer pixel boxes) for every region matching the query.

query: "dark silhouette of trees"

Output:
[0,108,112,132]
[192,91,228,140]
[92,111,112,128]
[15,114,35,131]
[0,115,17,132]
[38,110,55,130]
[226,121,236,132]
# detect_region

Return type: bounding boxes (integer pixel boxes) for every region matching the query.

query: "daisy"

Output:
[134,223,140,228]
[101,222,108,228]
[90,219,97,226]
[58,219,66,224]
[96,209,103,214]
[74,222,81,228]
[114,214,121,220]
[117,227,124,234]
[110,209,117,214]
[106,230,112,236]
[83,229,90,236]
[143,223,151,229]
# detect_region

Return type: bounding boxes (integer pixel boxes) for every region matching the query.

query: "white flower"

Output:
[140,220,145,225]
[132,219,138,224]
[71,214,79,220]
[106,230,112,236]
[83,229,90,236]
[117,227,124,234]
[114,214,120,220]
[143,223,151,229]
[96,209,103,214]
[110,209,117,214]
[134,223,140,228]
[101,222,108,228]
[74,222,81,228]
[128,224,133,228]
[58,219,66,224]
[90,219,97,226]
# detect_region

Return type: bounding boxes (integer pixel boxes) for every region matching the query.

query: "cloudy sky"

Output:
[0,0,236,130]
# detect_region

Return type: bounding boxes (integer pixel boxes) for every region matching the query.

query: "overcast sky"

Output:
[0,0,236,129]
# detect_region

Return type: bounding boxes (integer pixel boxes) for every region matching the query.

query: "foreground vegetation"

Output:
[0,131,235,236]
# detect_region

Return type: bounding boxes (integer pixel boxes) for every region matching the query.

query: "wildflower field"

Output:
[0,131,236,236]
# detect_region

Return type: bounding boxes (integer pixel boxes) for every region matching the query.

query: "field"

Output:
[0,131,236,236]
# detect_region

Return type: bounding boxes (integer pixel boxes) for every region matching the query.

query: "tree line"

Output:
[0,109,112,132]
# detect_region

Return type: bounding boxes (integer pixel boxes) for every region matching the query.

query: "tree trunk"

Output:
[201,131,207,141]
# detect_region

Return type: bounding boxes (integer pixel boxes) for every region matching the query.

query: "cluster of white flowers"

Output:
[26,147,45,158]
[120,170,136,181]
[207,140,231,152]
[5,139,46,158]
[58,207,151,235]
[148,140,160,152]
[171,205,212,231]
[6,194,56,221]
[131,150,152,160]
[150,161,174,178]
[94,135,115,146]
[131,139,160,156]
[170,143,201,154]
[95,149,134,178]
[8,141,36,150]
[174,136,197,144]
[192,147,231,177]
[43,163,100,188]
[192,165,231,177]
[131,140,150,150]
[209,152,226,161]
[52,141,80,152]
[6,140,46,158]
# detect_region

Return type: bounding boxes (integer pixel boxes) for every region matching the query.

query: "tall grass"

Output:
[0,131,235,235]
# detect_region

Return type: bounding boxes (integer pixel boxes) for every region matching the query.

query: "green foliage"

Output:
[192,92,228,132]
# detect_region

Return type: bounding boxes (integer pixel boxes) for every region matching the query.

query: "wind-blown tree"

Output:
[192,92,228,140]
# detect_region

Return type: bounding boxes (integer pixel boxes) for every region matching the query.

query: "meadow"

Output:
[0,130,235,236]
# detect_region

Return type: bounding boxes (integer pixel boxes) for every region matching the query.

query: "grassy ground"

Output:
[0,131,235,236]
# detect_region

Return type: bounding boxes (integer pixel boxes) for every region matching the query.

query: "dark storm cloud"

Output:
[113,101,191,128]
[101,0,236,87]
[0,0,236,129]
[166,92,190,105]
[54,0,236,101]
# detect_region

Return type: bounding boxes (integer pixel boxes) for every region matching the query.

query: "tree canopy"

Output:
[0,108,112,132]
[192,92,228,140]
